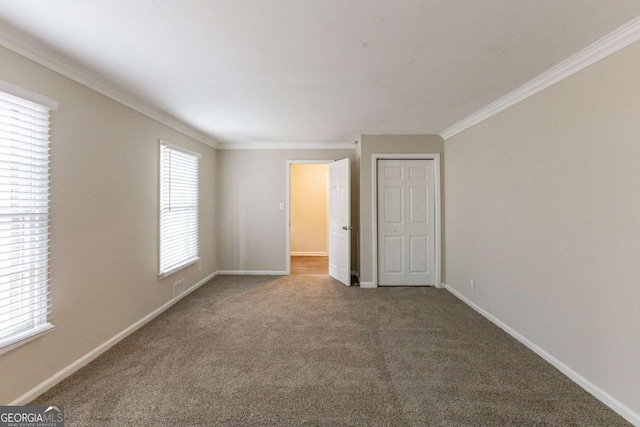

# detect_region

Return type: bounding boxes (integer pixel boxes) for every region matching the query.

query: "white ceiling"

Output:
[0,1,639,146]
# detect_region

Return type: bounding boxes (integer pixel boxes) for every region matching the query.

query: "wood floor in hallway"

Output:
[291,256,328,274]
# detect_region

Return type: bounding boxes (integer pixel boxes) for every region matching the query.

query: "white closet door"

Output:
[377,159,435,286]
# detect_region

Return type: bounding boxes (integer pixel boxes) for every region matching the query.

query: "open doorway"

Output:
[287,162,330,274]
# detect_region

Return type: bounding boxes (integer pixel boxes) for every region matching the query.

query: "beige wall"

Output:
[217,149,357,272]
[0,46,218,404]
[445,42,640,416]
[290,164,329,255]
[358,135,445,284]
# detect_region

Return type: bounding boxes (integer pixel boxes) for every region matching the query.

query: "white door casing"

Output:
[377,159,435,286]
[329,158,351,286]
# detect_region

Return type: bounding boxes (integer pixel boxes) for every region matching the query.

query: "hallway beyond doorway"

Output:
[290,256,328,274]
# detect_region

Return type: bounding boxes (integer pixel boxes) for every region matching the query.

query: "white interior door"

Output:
[329,158,350,286]
[377,159,435,286]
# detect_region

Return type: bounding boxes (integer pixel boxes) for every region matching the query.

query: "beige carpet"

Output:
[33,275,629,426]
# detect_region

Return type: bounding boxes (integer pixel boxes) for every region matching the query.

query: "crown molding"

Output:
[440,15,640,140]
[0,23,219,148]
[217,141,356,150]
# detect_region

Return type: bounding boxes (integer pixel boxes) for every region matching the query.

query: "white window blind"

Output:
[0,88,54,352]
[159,142,200,277]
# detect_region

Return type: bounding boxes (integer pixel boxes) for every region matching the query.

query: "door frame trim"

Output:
[285,160,333,275]
[372,153,442,288]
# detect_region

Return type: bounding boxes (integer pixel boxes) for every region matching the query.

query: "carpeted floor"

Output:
[33,275,630,426]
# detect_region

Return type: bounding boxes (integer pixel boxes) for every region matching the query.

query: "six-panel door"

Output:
[377,159,435,286]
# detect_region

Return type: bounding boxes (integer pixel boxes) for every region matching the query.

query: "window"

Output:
[0,84,56,353]
[159,141,200,278]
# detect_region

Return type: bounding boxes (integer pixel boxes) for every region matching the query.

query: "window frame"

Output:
[0,80,57,355]
[158,140,201,279]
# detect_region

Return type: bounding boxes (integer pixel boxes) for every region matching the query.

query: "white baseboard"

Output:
[445,284,639,426]
[290,252,327,257]
[9,271,218,405]
[360,282,376,289]
[217,270,286,276]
